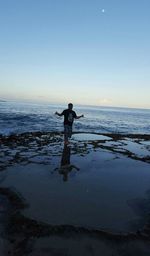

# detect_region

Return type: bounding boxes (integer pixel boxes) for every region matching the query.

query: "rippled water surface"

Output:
[0,101,150,135]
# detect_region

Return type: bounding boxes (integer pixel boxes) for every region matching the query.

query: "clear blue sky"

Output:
[0,0,150,108]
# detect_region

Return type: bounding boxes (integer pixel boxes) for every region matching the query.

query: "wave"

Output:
[0,103,150,136]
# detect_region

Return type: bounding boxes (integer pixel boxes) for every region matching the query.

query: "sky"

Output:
[0,0,150,109]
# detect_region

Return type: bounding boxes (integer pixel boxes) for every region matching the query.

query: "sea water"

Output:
[0,101,150,135]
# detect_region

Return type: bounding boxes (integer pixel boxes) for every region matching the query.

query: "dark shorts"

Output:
[64,125,72,140]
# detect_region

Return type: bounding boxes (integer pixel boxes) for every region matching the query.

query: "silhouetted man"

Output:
[55,103,84,144]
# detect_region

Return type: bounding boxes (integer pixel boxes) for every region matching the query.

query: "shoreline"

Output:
[0,132,150,171]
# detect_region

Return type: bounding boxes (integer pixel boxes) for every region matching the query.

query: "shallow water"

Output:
[72,133,111,141]
[1,149,150,233]
[120,140,150,157]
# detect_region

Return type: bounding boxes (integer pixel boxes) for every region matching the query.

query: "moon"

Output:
[101,9,105,13]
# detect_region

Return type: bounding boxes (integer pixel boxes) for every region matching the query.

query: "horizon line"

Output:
[1,98,150,111]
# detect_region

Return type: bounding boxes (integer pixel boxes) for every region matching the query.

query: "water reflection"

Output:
[58,145,79,182]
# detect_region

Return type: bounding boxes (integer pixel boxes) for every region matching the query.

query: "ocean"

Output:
[0,101,150,135]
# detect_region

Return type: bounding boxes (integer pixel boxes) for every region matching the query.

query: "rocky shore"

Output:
[0,132,150,255]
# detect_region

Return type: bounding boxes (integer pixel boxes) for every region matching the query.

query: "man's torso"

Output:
[62,109,77,126]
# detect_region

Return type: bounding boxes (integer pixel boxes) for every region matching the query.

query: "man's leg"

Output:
[64,125,69,144]
[68,125,72,139]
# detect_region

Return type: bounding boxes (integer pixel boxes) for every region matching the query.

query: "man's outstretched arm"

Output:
[55,111,63,117]
[75,114,84,119]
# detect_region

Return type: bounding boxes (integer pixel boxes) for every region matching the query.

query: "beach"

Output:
[0,131,150,255]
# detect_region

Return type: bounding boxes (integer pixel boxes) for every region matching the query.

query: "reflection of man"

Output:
[55,103,84,145]
[61,144,71,167]
[59,145,79,182]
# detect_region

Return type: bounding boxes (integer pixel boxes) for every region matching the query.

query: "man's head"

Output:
[68,103,73,110]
